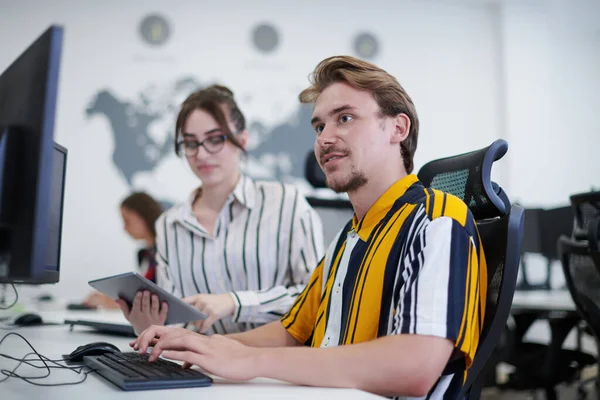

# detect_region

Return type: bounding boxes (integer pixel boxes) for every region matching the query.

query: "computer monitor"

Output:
[43,142,67,283]
[0,25,65,284]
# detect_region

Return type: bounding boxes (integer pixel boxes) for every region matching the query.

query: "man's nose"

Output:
[315,126,338,148]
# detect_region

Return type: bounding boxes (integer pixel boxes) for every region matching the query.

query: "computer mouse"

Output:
[68,342,121,362]
[13,313,43,326]
[37,294,54,302]
[66,302,96,311]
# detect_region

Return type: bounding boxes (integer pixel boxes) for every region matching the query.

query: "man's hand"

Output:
[116,290,168,334]
[183,293,236,333]
[131,325,260,381]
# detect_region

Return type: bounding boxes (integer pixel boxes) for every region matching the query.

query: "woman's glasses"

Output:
[177,135,228,157]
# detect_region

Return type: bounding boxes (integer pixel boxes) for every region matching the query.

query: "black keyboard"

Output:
[83,351,213,391]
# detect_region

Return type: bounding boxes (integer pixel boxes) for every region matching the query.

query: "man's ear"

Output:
[390,113,410,144]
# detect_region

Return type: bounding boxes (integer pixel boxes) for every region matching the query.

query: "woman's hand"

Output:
[183,293,236,333]
[116,290,168,334]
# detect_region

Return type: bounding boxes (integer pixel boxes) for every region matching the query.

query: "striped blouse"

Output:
[155,174,325,335]
[282,174,487,400]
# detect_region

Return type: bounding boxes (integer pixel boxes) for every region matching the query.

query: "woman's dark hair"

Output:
[120,192,164,239]
[175,84,247,156]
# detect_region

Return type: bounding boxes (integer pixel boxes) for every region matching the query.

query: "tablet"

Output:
[88,272,206,325]
[64,319,136,338]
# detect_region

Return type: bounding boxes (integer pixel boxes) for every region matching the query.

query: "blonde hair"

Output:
[299,56,419,173]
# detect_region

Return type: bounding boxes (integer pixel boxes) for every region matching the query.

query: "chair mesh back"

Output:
[578,203,600,227]
[429,169,470,202]
[562,240,600,338]
[570,253,600,307]
[570,192,600,240]
[418,145,505,221]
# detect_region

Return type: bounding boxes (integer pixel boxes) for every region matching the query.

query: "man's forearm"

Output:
[227,321,300,348]
[255,334,454,398]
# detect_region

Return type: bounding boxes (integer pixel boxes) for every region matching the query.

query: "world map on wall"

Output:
[85,77,317,194]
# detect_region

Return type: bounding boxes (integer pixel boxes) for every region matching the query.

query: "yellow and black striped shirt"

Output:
[281,174,487,400]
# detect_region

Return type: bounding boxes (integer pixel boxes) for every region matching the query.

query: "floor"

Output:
[482,384,596,400]
[480,362,598,399]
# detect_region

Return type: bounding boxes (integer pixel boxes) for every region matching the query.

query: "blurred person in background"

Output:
[84,192,164,309]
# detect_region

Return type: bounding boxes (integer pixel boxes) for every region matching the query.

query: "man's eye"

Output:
[315,125,324,134]
[339,115,353,123]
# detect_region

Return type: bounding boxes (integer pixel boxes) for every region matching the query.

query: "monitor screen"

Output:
[43,143,67,282]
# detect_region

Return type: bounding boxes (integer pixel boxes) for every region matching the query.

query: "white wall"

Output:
[0,0,596,300]
[502,0,600,208]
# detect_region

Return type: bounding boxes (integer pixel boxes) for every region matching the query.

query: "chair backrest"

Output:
[306,197,354,245]
[520,206,573,259]
[521,208,543,254]
[570,191,600,241]
[417,140,510,220]
[418,139,525,399]
[304,151,354,245]
[559,220,600,339]
[538,206,574,260]
[305,151,327,189]
[589,216,600,252]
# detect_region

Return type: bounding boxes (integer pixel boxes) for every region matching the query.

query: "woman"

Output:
[117,85,324,335]
[84,192,164,309]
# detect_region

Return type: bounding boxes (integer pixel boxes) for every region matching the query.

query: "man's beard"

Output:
[326,167,368,193]
[319,147,368,193]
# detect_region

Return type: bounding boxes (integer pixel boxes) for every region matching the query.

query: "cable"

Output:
[1,353,83,370]
[0,284,18,310]
[0,350,51,384]
[0,332,97,386]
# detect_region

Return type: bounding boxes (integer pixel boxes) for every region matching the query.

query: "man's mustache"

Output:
[319,147,350,163]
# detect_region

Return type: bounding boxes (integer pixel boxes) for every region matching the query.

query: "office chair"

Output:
[417,139,525,399]
[518,208,544,290]
[306,140,523,398]
[305,150,327,189]
[570,191,600,241]
[539,206,575,288]
[559,216,600,399]
[501,214,595,399]
[518,207,574,291]
[304,150,354,245]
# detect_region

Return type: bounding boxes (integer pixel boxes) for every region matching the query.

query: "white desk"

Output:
[511,289,576,312]
[0,310,384,400]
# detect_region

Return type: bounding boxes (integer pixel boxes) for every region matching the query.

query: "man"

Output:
[132,55,487,400]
